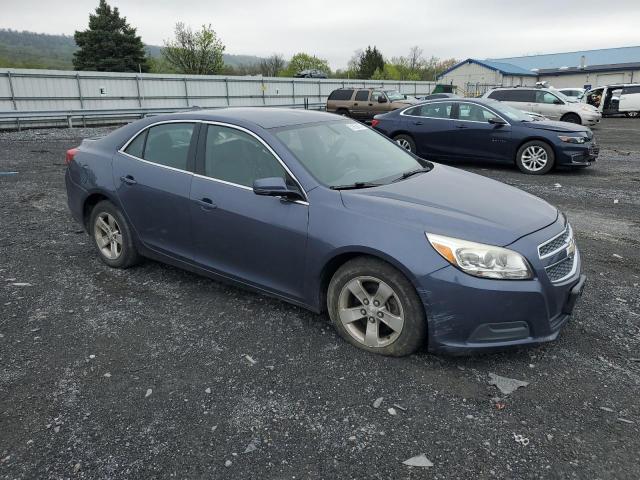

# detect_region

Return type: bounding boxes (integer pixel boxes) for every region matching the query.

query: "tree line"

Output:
[69,0,455,80]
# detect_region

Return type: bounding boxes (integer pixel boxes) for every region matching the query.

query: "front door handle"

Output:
[353,103,358,106]
[412,121,424,125]
[455,124,468,129]
[120,175,137,185]
[196,197,216,210]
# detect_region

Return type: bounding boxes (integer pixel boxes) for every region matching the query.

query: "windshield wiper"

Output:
[330,181,382,190]
[393,166,431,182]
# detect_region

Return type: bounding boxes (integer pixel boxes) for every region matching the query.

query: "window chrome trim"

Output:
[399,100,511,126]
[117,118,309,204]
[399,100,454,121]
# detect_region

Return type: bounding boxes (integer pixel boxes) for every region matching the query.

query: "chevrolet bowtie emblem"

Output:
[566,238,576,258]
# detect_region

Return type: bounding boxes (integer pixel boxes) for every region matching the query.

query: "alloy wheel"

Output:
[521,145,548,172]
[337,276,404,348]
[94,212,123,260]
[396,139,412,151]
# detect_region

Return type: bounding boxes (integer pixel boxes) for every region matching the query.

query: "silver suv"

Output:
[482,87,601,126]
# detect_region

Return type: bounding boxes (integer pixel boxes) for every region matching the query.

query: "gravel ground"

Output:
[0,118,639,479]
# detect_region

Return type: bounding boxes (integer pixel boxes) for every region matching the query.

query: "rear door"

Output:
[401,102,455,159]
[619,85,640,113]
[113,121,198,261]
[489,89,536,113]
[448,102,512,162]
[351,89,372,119]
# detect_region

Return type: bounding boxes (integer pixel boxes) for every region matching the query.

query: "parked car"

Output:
[483,87,601,125]
[294,69,327,79]
[65,108,585,356]
[415,93,460,101]
[326,88,418,120]
[557,88,585,101]
[372,98,599,174]
[584,84,640,118]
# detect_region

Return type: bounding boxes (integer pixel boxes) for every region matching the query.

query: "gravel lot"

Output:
[1,118,639,479]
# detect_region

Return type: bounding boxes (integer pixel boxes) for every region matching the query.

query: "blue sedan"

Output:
[65,108,585,356]
[372,98,599,174]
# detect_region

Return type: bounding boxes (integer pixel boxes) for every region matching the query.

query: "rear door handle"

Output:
[120,175,137,185]
[196,197,216,210]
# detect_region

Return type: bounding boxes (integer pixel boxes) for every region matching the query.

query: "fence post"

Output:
[225,78,230,106]
[291,80,295,105]
[183,78,189,107]
[262,78,266,105]
[76,73,86,127]
[7,71,17,111]
[135,75,143,108]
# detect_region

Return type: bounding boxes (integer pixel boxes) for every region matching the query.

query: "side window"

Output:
[143,123,195,170]
[355,90,370,101]
[487,90,505,101]
[622,86,640,95]
[204,125,288,188]
[371,91,384,102]
[403,106,421,116]
[419,102,453,119]
[536,91,562,104]
[124,130,147,158]
[497,89,535,102]
[458,104,499,122]
[328,89,353,101]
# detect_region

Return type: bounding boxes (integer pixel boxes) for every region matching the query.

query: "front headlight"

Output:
[558,135,586,144]
[426,233,533,280]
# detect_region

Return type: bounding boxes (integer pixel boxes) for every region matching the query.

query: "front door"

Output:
[533,90,564,120]
[189,123,309,301]
[112,121,198,261]
[448,103,511,162]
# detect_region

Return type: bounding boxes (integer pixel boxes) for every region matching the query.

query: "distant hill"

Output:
[0,29,264,71]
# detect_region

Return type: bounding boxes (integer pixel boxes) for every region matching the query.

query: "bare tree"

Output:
[407,46,424,73]
[259,54,286,77]
[162,23,225,75]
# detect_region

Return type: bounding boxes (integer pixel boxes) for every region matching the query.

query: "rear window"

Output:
[404,102,453,119]
[354,90,370,101]
[488,89,535,102]
[328,89,354,101]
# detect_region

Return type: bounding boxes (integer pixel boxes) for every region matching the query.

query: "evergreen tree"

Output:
[73,0,148,72]
[358,46,384,79]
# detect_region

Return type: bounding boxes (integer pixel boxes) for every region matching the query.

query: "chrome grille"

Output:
[545,256,576,282]
[538,226,572,259]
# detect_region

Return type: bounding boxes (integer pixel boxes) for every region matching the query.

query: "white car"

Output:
[482,87,601,126]
[558,88,585,101]
[584,84,640,118]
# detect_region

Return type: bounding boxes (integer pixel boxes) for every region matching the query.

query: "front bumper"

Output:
[557,142,599,167]
[417,219,585,354]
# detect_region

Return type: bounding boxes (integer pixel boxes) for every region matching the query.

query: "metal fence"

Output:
[0,69,437,129]
[463,82,503,98]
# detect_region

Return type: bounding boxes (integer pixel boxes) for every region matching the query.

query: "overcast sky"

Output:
[2,0,640,68]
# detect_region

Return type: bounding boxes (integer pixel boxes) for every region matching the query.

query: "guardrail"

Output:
[0,102,326,130]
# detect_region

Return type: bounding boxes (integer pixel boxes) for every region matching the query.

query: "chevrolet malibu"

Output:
[65,108,586,356]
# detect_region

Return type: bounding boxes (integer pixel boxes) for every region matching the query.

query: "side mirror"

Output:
[253,177,302,200]
[488,117,507,126]
[553,99,563,105]
[377,96,387,103]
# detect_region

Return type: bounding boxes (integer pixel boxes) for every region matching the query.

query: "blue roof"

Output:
[489,46,640,70]
[438,58,537,79]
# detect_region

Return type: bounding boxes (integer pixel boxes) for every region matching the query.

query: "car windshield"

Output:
[385,90,406,101]
[486,101,535,122]
[274,121,423,187]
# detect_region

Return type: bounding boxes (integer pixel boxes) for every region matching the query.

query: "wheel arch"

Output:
[82,190,118,231]
[317,247,422,313]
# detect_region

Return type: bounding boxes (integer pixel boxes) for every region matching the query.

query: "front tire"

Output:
[89,200,140,268]
[516,140,555,175]
[393,134,416,154]
[327,257,426,356]
[561,113,581,124]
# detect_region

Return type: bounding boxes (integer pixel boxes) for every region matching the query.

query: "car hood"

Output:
[340,164,558,246]
[391,99,420,106]
[519,120,591,133]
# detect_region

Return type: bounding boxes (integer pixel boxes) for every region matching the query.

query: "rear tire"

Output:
[561,113,581,124]
[393,134,416,154]
[516,140,555,175]
[327,257,426,357]
[89,200,140,269]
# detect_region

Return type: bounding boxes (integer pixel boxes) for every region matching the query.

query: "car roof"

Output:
[173,107,341,129]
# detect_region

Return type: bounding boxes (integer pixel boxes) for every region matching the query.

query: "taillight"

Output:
[371,119,380,128]
[65,148,79,165]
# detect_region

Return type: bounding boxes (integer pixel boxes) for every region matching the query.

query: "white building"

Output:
[438,46,640,95]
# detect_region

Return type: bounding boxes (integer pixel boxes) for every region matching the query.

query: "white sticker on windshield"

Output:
[345,123,367,131]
